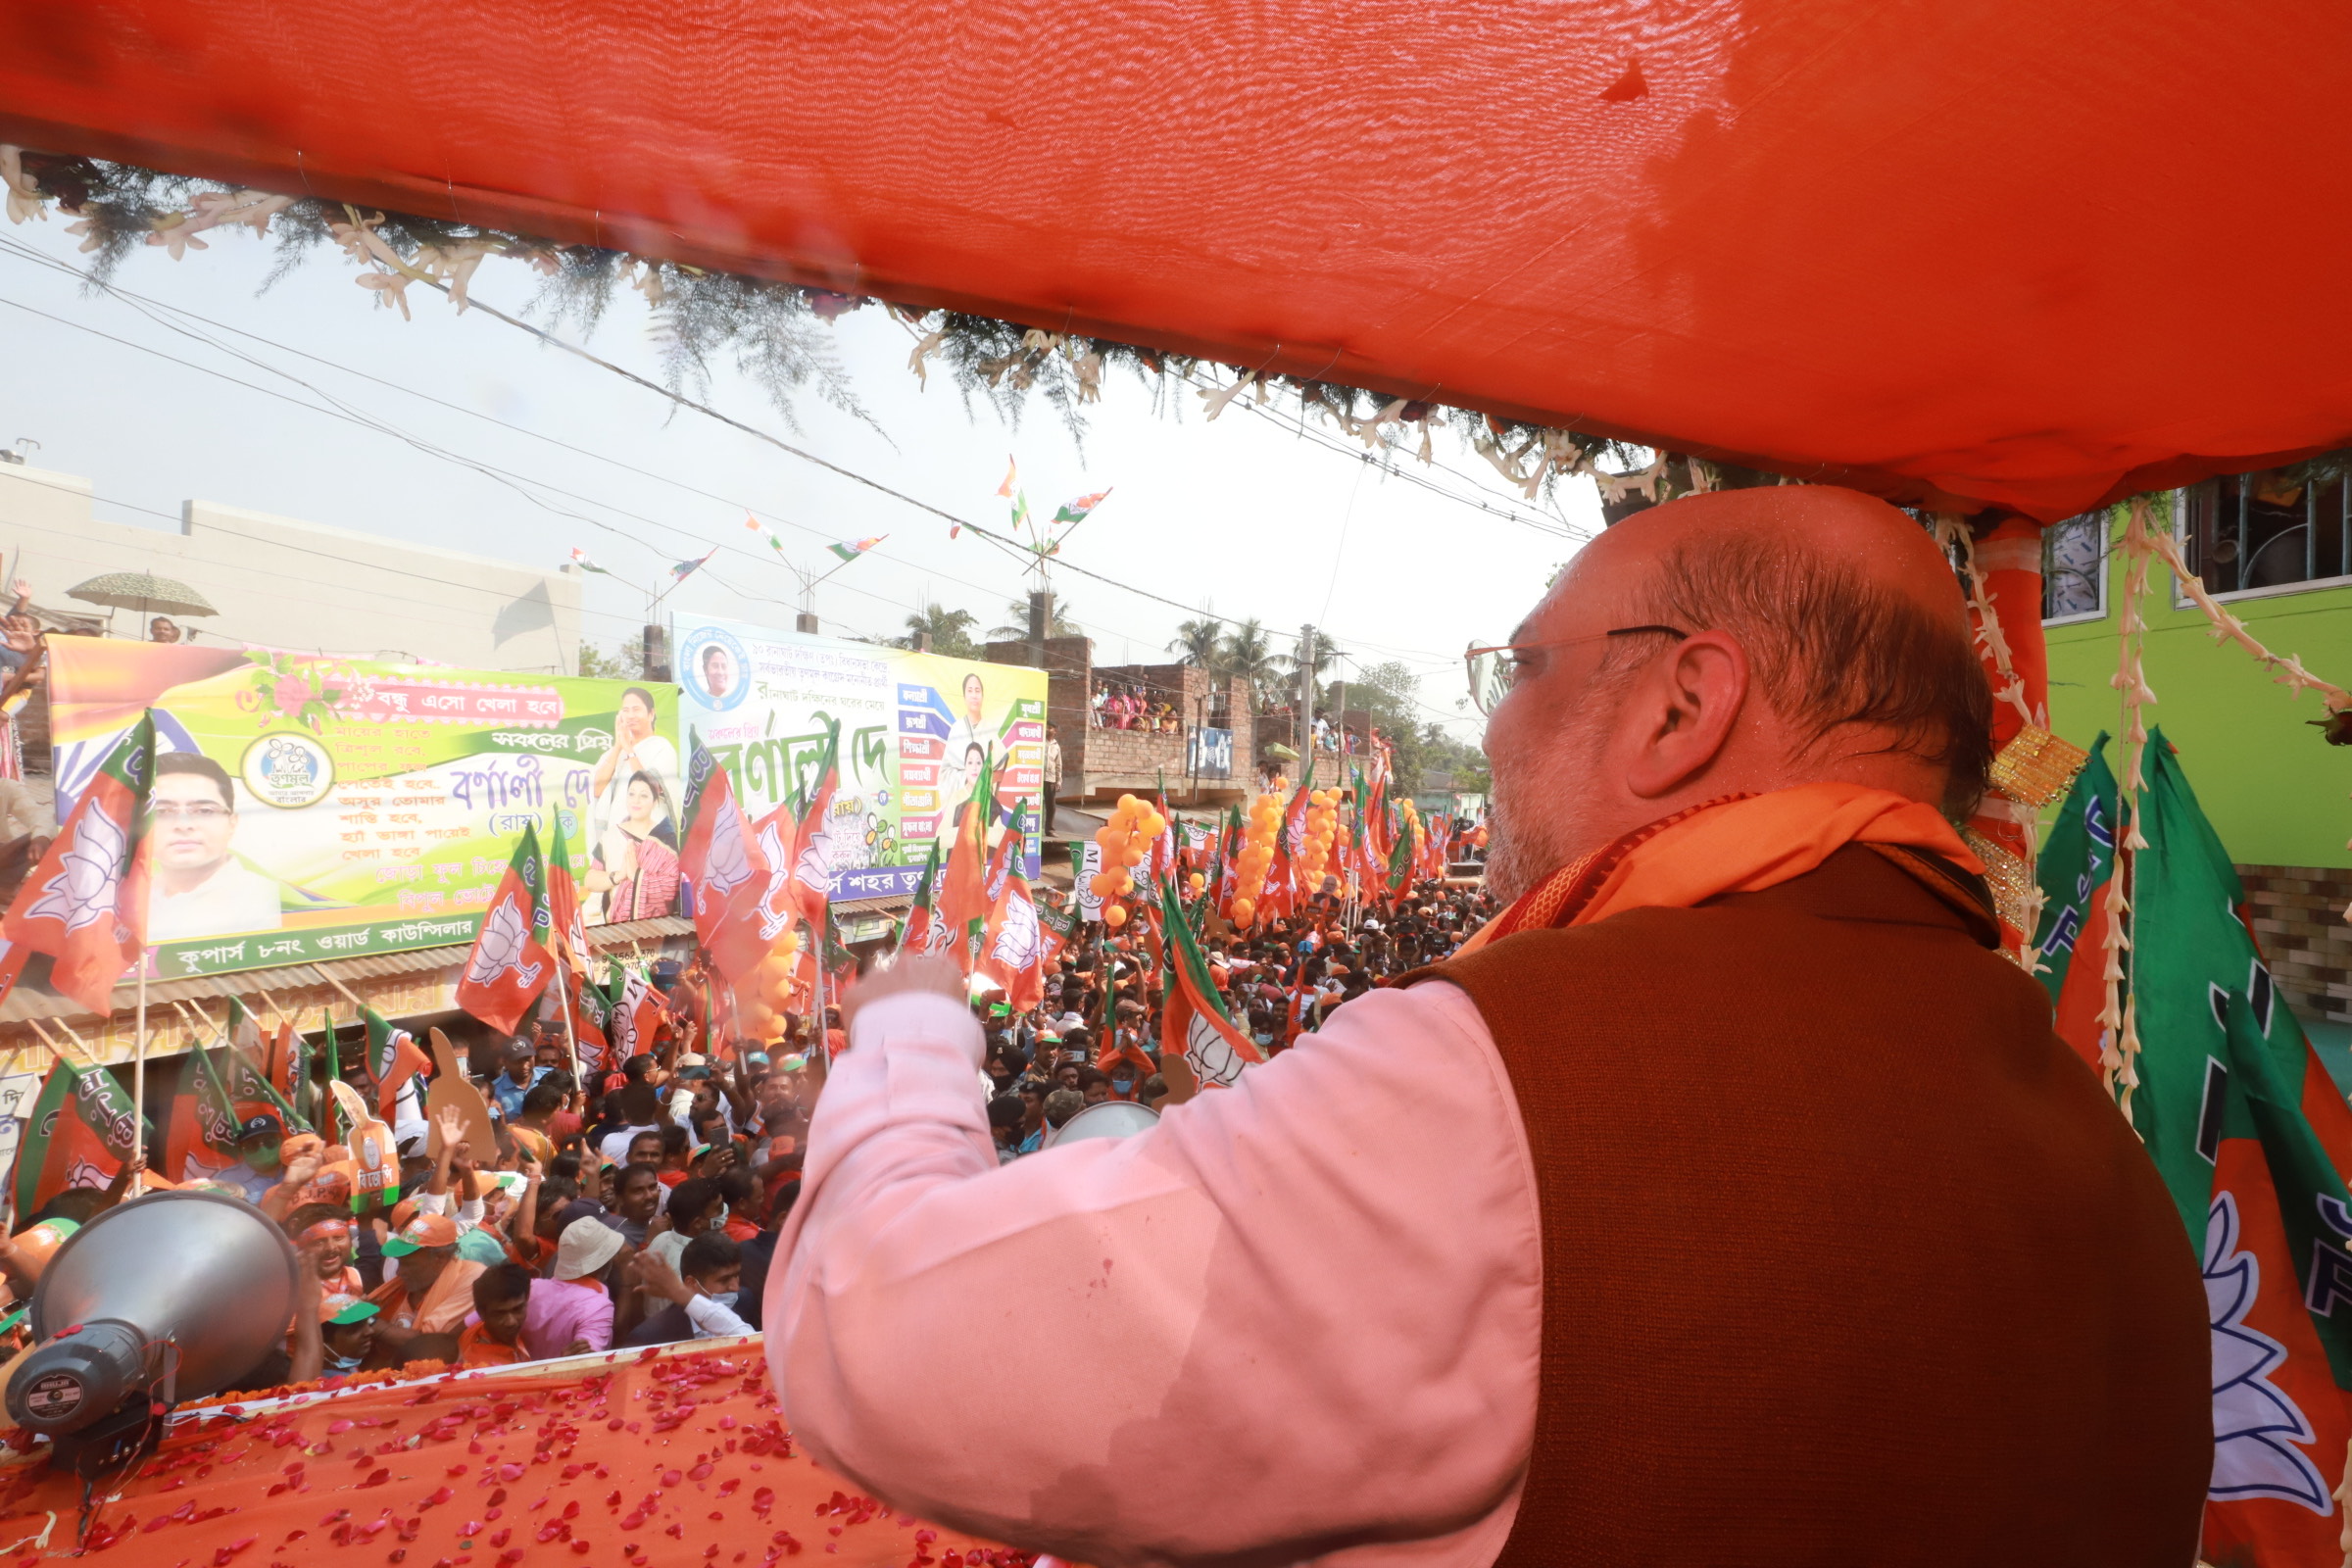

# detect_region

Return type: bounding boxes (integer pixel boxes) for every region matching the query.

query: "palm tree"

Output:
[1218,617,1281,706]
[1166,615,1224,669]
[986,596,1081,641]
[1278,627,1344,686]
[900,600,980,658]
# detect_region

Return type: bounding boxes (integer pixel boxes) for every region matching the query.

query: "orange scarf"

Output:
[1458,783,1980,956]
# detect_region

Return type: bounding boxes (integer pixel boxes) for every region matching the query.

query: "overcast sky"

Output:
[0,214,1604,742]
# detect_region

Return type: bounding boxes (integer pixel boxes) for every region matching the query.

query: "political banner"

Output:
[672,614,1046,901]
[46,640,682,982]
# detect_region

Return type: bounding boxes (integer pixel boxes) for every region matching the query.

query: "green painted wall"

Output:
[2043,500,2352,869]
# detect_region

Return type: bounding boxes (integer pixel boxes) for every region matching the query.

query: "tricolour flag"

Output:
[1156,877,1264,1091]
[1052,489,1110,525]
[455,824,555,1035]
[13,1055,143,1216]
[671,546,719,582]
[827,535,886,563]
[0,714,156,1015]
[568,547,612,575]
[995,458,1018,499]
[744,514,790,559]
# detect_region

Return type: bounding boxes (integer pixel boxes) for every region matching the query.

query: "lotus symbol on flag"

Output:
[61,1158,110,1192]
[704,809,754,904]
[2203,1192,2330,1511]
[466,897,546,994]
[24,806,127,936]
[754,820,796,943]
[989,893,1042,973]
[796,803,859,902]
[1186,1011,1249,1090]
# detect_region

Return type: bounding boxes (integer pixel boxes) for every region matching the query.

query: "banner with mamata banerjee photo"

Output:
[671,613,1046,901]
[45,640,683,982]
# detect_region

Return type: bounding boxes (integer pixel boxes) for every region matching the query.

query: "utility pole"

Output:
[1028,588,1052,668]
[1297,623,1316,763]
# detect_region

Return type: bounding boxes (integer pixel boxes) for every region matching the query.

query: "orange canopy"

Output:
[0,1341,1021,1564]
[3,1,2347,518]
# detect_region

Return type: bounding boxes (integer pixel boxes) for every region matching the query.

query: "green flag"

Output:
[2030,733,2120,1004]
[2130,728,2315,1248]
[320,1008,347,1146]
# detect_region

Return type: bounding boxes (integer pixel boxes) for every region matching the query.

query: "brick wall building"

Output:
[2240,865,2352,1024]
[979,639,1256,814]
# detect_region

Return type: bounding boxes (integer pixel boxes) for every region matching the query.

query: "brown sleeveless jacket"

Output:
[1420,845,2209,1565]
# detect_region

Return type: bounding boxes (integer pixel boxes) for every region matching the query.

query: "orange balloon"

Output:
[1104,904,1129,927]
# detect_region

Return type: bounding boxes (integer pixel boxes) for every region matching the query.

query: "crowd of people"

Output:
[0,878,1493,1406]
[1090,681,1183,731]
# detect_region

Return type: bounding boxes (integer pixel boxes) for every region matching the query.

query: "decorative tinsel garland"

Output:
[0,144,1729,506]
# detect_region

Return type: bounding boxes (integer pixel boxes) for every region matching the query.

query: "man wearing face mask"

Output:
[318,1295,380,1376]
[626,1233,752,1345]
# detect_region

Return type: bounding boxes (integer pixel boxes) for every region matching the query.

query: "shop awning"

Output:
[4,2,2346,518]
[0,916,696,1035]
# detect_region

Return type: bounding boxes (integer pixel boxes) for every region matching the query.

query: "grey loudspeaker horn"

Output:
[5,1190,300,1465]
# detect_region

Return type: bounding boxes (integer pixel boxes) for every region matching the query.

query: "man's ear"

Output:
[1621,632,1749,799]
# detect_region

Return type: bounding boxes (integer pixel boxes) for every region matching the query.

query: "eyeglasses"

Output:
[147,802,230,821]
[1464,625,1689,715]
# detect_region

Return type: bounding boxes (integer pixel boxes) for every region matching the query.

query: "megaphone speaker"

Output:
[5,1190,300,1471]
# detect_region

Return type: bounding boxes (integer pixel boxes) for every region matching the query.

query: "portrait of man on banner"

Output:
[145,752,284,943]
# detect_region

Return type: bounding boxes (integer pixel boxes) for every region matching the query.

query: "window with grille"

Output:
[2182,469,2350,595]
[2041,512,2108,621]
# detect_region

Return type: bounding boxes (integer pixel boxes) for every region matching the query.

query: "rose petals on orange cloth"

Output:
[0,1340,1033,1567]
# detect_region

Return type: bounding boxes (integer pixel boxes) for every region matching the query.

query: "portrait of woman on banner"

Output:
[585,768,680,922]
[588,686,678,846]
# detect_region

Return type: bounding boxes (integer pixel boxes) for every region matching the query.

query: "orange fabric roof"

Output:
[0,1342,1021,1564]
[4,1,2348,519]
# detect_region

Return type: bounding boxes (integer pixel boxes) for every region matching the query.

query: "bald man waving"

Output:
[767,487,2210,1566]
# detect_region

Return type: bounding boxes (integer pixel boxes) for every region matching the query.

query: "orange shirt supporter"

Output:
[457,1321,524,1369]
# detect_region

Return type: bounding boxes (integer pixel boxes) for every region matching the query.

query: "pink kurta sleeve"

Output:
[765,982,1541,1568]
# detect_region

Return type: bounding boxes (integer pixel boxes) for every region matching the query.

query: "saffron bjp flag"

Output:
[455,823,555,1035]
[788,721,843,930]
[572,970,612,1075]
[2031,734,2121,1072]
[163,1037,244,1183]
[12,1055,143,1216]
[1,713,156,1015]
[545,810,589,968]
[359,1006,432,1120]
[224,998,313,1132]
[2198,986,2352,1564]
[898,836,943,955]
[934,750,994,972]
[679,760,771,982]
[1156,879,1263,1091]
[980,803,1045,1009]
